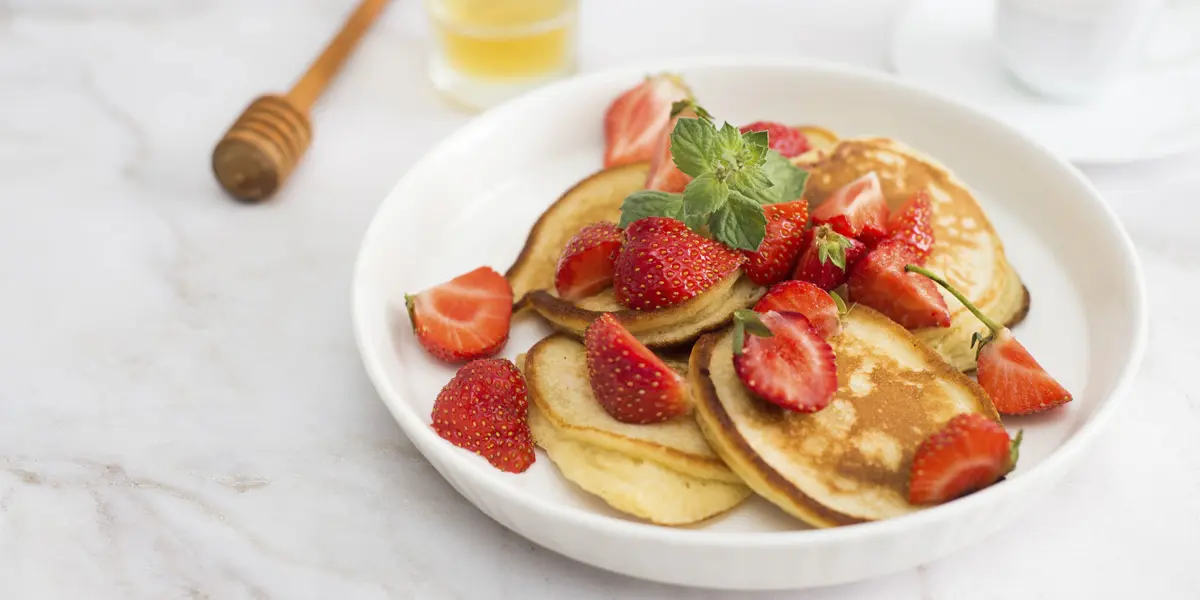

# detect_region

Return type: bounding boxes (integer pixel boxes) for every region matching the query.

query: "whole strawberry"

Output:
[792,224,867,291]
[887,190,935,262]
[743,199,809,286]
[738,121,812,158]
[614,217,745,311]
[585,313,687,424]
[555,221,624,300]
[431,358,535,474]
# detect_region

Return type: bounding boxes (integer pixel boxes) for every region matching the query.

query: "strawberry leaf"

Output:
[670,117,716,178]
[1008,429,1024,473]
[732,309,773,356]
[709,192,767,251]
[815,226,854,269]
[619,190,684,228]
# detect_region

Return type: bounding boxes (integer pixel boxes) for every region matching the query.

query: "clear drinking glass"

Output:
[426,0,579,111]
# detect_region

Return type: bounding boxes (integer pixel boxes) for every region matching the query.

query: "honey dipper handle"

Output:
[287,0,390,112]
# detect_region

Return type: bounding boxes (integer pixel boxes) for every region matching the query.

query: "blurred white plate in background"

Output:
[891,0,1200,164]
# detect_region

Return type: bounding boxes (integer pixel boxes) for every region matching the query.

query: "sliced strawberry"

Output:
[554,222,624,300]
[614,217,745,311]
[645,102,699,193]
[811,172,890,246]
[732,310,838,413]
[584,313,688,424]
[604,74,693,168]
[738,121,812,158]
[406,266,514,363]
[887,190,935,262]
[906,264,1074,415]
[848,240,950,329]
[753,280,843,338]
[977,329,1073,415]
[432,358,534,473]
[792,224,867,291]
[908,413,1017,504]
[742,199,810,285]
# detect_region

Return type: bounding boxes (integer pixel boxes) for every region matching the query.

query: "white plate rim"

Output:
[351,55,1148,548]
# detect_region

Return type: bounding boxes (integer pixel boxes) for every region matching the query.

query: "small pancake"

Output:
[523,334,740,483]
[529,404,751,526]
[797,137,1029,371]
[689,306,1000,528]
[507,163,649,306]
[527,274,765,348]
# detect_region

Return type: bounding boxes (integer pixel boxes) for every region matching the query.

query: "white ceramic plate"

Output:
[352,57,1146,590]
[890,0,1200,165]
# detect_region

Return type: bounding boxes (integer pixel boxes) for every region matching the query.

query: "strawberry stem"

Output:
[905,265,1002,334]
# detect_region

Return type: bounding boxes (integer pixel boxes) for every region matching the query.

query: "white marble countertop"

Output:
[2,0,1197,598]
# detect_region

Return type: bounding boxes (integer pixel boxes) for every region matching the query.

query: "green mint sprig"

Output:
[618,107,809,251]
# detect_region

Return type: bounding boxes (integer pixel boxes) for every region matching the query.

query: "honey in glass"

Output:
[427,0,578,110]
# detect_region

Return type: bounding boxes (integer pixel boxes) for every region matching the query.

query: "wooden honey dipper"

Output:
[212,0,390,202]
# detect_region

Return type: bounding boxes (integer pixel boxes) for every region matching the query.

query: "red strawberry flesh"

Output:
[977,329,1073,415]
[406,266,514,363]
[742,199,810,286]
[754,280,842,339]
[811,171,890,246]
[604,74,692,168]
[905,264,1073,415]
[733,310,838,413]
[614,217,745,311]
[432,358,534,474]
[555,222,624,300]
[848,240,951,329]
[908,413,1014,504]
[887,190,935,262]
[584,313,688,424]
[645,103,698,192]
[738,121,812,158]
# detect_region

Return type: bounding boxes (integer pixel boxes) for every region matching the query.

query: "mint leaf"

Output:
[670,117,716,178]
[759,151,809,204]
[716,122,743,158]
[619,190,684,228]
[742,129,768,151]
[732,167,772,192]
[682,173,728,230]
[709,191,767,251]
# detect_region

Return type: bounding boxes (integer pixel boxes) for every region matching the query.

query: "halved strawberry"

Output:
[614,217,745,311]
[743,199,810,285]
[406,266,514,363]
[584,313,687,424]
[792,224,867,291]
[604,74,693,168]
[555,222,624,300]
[732,310,837,413]
[811,172,890,246]
[645,102,700,193]
[432,358,534,473]
[908,413,1018,504]
[847,240,950,329]
[887,190,935,262]
[738,121,812,158]
[907,265,1073,415]
[753,280,843,338]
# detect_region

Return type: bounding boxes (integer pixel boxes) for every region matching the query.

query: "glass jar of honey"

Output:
[426,0,579,111]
